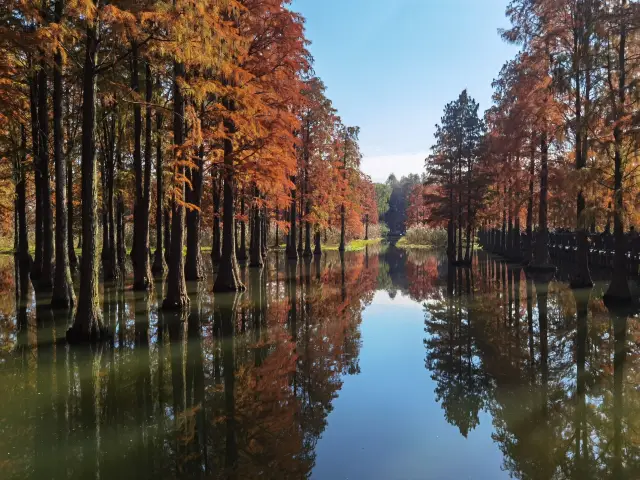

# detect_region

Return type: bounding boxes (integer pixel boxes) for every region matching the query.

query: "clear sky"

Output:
[291,0,519,183]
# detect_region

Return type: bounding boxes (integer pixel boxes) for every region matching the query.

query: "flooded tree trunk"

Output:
[211,171,222,265]
[163,206,171,266]
[162,59,189,310]
[314,230,322,256]
[249,188,264,268]
[51,6,75,308]
[186,141,204,280]
[67,17,106,342]
[213,128,244,291]
[523,140,535,265]
[530,134,554,272]
[132,46,153,291]
[287,183,298,260]
[237,190,247,264]
[116,138,126,271]
[16,125,31,272]
[36,60,53,291]
[304,201,313,257]
[30,71,43,282]
[152,112,166,275]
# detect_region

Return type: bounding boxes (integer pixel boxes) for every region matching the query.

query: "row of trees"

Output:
[413,0,639,302]
[0,0,378,341]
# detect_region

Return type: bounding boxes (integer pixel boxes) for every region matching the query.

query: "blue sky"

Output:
[291,0,519,182]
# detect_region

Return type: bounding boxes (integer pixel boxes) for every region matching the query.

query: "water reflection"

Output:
[1,248,640,478]
[422,252,640,479]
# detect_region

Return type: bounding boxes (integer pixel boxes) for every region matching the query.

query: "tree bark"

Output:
[237,190,247,263]
[249,188,263,268]
[152,111,166,275]
[604,0,630,302]
[211,171,222,264]
[16,125,31,273]
[185,140,204,280]
[30,70,42,281]
[67,16,106,343]
[287,183,298,260]
[51,3,75,308]
[37,59,54,291]
[162,59,189,309]
[132,44,152,291]
[213,133,244,291]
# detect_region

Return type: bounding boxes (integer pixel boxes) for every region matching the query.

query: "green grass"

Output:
[323,238,382,252]
[395,237,440,250]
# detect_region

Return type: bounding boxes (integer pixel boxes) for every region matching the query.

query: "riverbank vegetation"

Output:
[406,0,640,302]
[0,0,380,342]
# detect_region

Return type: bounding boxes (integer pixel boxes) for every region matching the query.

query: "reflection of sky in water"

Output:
[312,289,507,480]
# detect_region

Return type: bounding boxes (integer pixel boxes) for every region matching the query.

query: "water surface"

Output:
[1,248,639,479]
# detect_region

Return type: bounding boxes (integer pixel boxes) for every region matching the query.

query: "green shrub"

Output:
[401,225,447,248]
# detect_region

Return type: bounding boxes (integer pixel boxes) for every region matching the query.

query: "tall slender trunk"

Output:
[162,59,189,309]
[65,88,78,271]
[51,3,75,308]
[572,5,593,288]
[152,112,166,275]
[605,0,630,302]
[132,44,152,291]
[16,125,31,271]
[211,171,222,264]
[116,132,126,271]
[186,138,204,280]
[213,129,244,291]
[237,189,247,263]
[524,139,535,265]
[249,187,263,268]
[532,133,551,269]
[287,182,298,260]
[30,69,42,281]
[164,206,171,265]
[314,229,322,256]
[68,15,106,342]
[38,57,54,291]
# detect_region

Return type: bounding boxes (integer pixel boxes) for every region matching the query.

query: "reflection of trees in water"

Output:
[422,251,640,479]
[0,251,376,479]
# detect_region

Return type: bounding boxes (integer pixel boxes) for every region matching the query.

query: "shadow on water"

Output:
[0,247,640,479]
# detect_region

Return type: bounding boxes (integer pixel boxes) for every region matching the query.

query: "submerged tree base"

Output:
[161,297,190,311]
[66,323,111,345]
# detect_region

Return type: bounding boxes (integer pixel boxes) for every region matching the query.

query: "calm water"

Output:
[0,247,639,479]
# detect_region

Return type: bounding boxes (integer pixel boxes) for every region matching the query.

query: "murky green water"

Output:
[0,248,639,479]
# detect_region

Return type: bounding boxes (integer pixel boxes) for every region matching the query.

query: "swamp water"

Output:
[0,248,638,479]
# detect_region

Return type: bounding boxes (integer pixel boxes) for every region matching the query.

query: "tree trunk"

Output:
[51,7,75,308]
[287,184,298,260]
[67,17,106,343]
[523,139,535,265]
[571,9,593,288]
[249,188,263,268]
[211,171,222,264]
[237,190,247,263]
[152,112,166,275]
[30,70,42,281]
[314,229,322,256]
[164,206,171,266]
[339,203,346,253]
[132,45,152,291]
[213,132,244,291]
[116,135,126,271]
[531,133,553,270]
[16,125,31,273]
[162,59,189,309]
[37,60,54,291]
[604,0,630,302]
[186,140,204,280]
[363,215,370,241]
